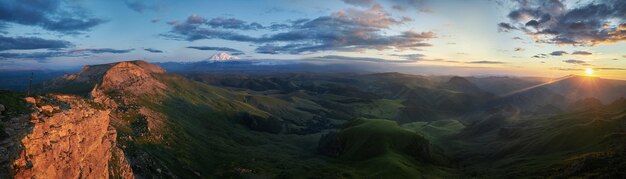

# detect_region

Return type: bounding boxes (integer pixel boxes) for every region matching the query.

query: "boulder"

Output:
[24,97,36,105]
[40,105,54,114]
[0,104,5,113]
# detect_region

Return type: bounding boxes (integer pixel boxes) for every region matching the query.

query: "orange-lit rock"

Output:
[11,95,134,178]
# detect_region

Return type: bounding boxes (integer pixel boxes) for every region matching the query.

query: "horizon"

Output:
[0,59,621,81]
[0,0,625,79]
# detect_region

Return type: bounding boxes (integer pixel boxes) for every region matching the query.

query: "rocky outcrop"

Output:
[98,60,166,96]
[4,95,133,178]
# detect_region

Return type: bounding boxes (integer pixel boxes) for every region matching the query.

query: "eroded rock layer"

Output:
[9,95,133,178]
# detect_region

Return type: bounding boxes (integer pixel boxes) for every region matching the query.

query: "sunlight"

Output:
[585,68,594,76]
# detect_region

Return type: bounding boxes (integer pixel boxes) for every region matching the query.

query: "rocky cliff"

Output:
[1,94,133,178]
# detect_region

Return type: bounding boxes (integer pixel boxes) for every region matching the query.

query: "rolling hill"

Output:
[2,60,625,178]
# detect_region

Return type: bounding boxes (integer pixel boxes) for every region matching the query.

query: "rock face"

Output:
[98,60,166,96]
[9,95,133,178]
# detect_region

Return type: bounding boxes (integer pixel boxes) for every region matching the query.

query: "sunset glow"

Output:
[586,68,594,76]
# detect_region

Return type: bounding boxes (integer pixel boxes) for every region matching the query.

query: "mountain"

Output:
[2,60,625,178]
[207,52,240,62]
[488,75,626,114]
[466,76,547,96]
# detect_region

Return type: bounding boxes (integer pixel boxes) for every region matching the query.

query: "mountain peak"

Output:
[48,60,167,96]
[208,52,239,62]
[447,76,471,84]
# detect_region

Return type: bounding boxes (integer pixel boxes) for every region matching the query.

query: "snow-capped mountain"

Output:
[207,52,240,62]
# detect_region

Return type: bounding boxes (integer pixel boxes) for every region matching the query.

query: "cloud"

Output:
[144,48,163,53]
[342,0,430,12]
[498,22,518,32]
[166,5,433,54]
[0,35,72,51]
[532,53,548,58]
[151,19,160,23]
[572,50,592,55]
[391,53,461,63]
[70,48,134,54]
[391,53,426,61]
[341,0,375,7]
[0,48,134,60]
[207,17,265,30]
[466,60,505,64]
[514,47,524,51]
[552,67,582,71]
[501,0,626,45]
[596,67,626,70]
[0,0,106,34]
[186,46,243,54]
[312,55,417,63]
[563,59,587,65]
[550,51,567,56]
[124,0,159,13]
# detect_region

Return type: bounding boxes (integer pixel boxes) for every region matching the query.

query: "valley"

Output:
[1,60,624,178]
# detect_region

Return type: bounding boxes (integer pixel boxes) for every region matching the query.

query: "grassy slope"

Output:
[331,119,457,178]
[0,91,29,139]
[448,107,626,177]
[132,74,364,178]
[0,91,29,117]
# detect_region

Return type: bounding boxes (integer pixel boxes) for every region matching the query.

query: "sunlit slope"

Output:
[318,119,457,178]
[450,100,626,178]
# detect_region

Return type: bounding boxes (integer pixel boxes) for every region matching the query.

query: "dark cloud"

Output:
[187,46,244,55]
[167,5,432,54]
[43,18,106,33]
[0,48,134,60]
[532,53,548,58]
[0,0,106,34]
[71,48,134,54]
[502,0,626,45]
[514,47,524,51]
[498,22,518,32]
[207,17,264,30]
[572,50,592,55]
[0,35,72,51]
[563,59,587,64]
[144,48,163,53]
[513,37,523,40]
[124,0,159,13]
[151,19,160,23]
[596,67,626,70]
[467,61,505,64]
[550,51,567,56]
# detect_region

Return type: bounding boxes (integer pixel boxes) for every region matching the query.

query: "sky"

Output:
[0,0,625,79]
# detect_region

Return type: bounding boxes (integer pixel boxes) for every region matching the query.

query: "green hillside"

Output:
[31,61,626,178]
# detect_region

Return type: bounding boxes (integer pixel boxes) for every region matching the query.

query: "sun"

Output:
[585,68,594,76]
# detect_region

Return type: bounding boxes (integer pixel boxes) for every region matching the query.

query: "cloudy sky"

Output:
[0,0,625,79]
